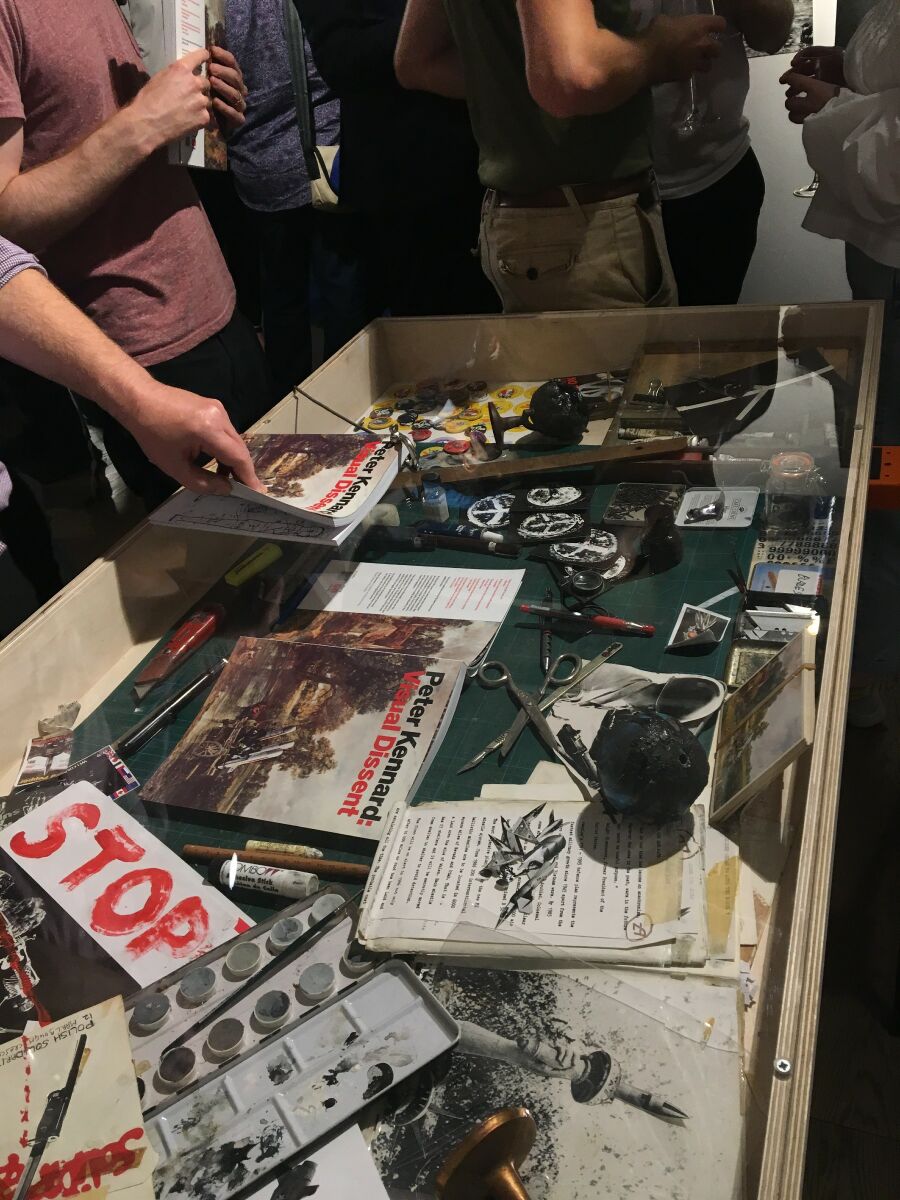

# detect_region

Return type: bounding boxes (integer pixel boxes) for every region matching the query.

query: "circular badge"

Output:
[371,399,395,413]
[397,412,419,427]
[460,405,486,422]
[363,413,396,432]
[467,493,515,529]
[549,529,620,565]
[467,379,489,395]
[443,439,471,455]
[412,427,433,442]
[441,417,473,435]
[494,385,522,401]
[526,486,584,509]
[518,512,585,542]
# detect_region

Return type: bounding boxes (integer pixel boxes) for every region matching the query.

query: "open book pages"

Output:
[149,489,358,546]
[141,637,466,841]
[229,434,404,527]
[358,799,708,966]
[272,560,525,667]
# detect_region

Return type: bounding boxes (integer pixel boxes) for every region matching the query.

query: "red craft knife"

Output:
[132,604,226,702]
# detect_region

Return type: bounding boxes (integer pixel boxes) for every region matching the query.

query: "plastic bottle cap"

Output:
[253,989,291,1030]
[269,917,304,953]
[225,941,262,979]
[206,1018,244,1061]
[177,966,216,1006]
[310,894,345,926]
[158,1046,197,1088]
[131,993,172,1035]
[297,962,336,1003]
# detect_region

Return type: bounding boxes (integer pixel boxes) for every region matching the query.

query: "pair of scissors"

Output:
[498,652,582,762]
[474,658,570,766]
[457,642,623,774]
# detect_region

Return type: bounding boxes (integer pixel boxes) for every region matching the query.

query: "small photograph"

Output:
[604,482,686,525]
[718,631,804,743]
[667,604,731,651]
[15,732,73,789]
[676,487,760,529]
[711,632,816,823]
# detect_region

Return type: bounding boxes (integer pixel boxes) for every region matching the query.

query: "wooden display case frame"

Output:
[0,302,883,1198]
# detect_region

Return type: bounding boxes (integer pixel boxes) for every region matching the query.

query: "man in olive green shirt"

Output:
[396,0,725,312]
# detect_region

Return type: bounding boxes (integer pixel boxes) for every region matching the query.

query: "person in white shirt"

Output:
[648,0,793,304]
[781,0,900,725]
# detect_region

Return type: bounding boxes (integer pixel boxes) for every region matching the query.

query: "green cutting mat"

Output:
[71,479,753,922]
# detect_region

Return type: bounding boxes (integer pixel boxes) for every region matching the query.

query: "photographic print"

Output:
[603,482,685,525]
[667,604,731,651]
[711,632,816,823]
[141,637,464,840]
[371,966,743,1200]
[746,0,812,56]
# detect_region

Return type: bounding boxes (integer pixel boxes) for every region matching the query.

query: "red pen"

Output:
[132,604,227,701]
[519,602,655,638]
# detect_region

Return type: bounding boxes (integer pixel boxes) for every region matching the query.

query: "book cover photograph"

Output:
[229,434,402,527]
[271,609,497,666]
[371,965,742,1199]
[164,1,228,169]
[141,637,464,839]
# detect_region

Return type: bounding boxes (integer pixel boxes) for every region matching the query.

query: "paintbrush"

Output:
[160,890,361,1055]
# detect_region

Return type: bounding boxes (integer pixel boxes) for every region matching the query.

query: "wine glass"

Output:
[792,55,826,199]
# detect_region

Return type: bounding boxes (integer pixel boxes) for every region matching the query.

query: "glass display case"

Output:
[0,302,882,1199]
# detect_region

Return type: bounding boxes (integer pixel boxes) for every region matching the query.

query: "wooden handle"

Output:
[182,844,369,881]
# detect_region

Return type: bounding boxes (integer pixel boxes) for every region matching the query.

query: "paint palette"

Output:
[126,886,377,1115]
[146,961,460,1200]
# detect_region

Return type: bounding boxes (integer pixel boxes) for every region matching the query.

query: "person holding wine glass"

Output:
[781,0,900,726]
[639,0,794,305]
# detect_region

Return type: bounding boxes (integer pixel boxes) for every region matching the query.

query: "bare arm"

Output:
[517,0,725,119]
[395,0,466,99]
[719,0,793,55]
[0,47,212,254]
[0,267,261,494]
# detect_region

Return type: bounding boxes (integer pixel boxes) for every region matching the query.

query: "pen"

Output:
[540,588,553,673]
[114,659,227,758]
[519,602,655,637]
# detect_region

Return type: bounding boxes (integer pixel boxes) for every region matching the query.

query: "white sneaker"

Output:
[846,682,887,729]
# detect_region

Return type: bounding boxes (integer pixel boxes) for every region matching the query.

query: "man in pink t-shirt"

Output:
[0,0,271,507]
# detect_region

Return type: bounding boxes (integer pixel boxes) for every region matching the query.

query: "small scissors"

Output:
[475,656,577,765]
[497,653,582,762]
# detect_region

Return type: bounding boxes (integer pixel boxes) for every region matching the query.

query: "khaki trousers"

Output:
[479,186,677,313]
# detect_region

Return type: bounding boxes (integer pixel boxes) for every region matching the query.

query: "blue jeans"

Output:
[846,244,900,675]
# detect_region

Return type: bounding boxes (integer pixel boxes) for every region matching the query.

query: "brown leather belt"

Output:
[493,170,653,209]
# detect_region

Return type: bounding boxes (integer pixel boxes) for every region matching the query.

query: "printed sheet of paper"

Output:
[301,561,525,624]
[248,1127,389,1200]
[150,490,356,545]
[0,783,249,990]
[0,996,157,1199]
[361,801,698,952]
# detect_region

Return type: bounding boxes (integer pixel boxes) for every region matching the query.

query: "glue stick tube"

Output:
[219,860,318,900]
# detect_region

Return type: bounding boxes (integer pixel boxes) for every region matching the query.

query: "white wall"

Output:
[739,53,849,304]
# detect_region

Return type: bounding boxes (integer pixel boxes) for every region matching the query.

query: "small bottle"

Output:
[219,860,318,900]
